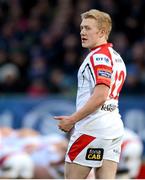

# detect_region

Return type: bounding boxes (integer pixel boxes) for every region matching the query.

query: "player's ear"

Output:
[99,29,105,38]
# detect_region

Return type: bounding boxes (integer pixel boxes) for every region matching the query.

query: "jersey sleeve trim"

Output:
[97,79,111,87]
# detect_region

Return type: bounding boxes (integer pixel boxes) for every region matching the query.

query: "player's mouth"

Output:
[81,37,87,43]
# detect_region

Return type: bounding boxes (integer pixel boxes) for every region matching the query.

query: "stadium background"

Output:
[0,0,145,178]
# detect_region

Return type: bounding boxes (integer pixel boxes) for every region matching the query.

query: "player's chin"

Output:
[81,43,89,48]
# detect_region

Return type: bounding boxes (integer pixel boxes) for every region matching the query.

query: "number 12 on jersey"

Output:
[109,70,125,99]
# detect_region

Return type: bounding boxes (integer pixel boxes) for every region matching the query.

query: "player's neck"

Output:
[90,40,108,51]
[95,38,107,47]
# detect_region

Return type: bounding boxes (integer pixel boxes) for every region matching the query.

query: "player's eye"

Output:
[80,26,83,30]
[85,26,91,30]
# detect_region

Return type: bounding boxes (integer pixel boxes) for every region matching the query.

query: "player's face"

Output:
[80,18,101,49]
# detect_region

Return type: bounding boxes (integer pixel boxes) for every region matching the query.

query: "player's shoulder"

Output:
[90,51,112,67]
[88,44,113,65]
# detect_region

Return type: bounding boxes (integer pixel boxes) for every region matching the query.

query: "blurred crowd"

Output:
[0,0,145,96]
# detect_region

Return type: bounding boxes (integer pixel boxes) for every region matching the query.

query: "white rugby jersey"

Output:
[75,43,126,138]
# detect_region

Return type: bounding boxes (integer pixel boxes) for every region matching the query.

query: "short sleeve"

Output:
[89,53,113,87]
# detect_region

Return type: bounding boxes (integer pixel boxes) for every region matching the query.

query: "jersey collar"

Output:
[90,43,113,51]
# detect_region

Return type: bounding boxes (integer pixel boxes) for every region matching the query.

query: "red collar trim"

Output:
[91,43,113,51]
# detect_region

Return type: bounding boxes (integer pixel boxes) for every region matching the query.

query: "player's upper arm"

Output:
[93,84,110,102]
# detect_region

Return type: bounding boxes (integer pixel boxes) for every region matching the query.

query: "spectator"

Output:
[0,0,144,95]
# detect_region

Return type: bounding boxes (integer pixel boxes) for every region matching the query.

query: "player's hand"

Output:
[54,116,75,132]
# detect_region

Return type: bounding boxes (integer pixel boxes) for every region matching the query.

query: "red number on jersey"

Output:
[110,70,125,99]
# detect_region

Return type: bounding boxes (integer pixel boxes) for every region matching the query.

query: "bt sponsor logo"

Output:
[96,57,109,63]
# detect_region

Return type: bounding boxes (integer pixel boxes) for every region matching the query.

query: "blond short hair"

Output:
[81,9,112,40]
